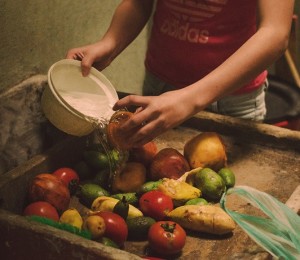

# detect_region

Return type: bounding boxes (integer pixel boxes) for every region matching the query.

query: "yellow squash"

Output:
[91,196,143,218]
[157,178,201,206]
[59,208,83,230]
[167,204,236,235]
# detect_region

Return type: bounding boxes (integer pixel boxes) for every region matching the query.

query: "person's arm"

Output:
[66,0,154,76]
[189,0,295,108]
[114,0,295,147]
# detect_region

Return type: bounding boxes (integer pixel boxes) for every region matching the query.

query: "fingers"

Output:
[65,42,113,76]
[81,56,93,76]
[65,48,92,76]
[135,106,144,113]
[66,48,83,60]
[113,95,150,110]
[127,119,165,148]
[112,95,172,147]
[65,49,75,59]
[120,111,165,147]
[113,96,154,131]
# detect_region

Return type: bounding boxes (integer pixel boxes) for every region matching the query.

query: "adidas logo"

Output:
[160,18,209,44]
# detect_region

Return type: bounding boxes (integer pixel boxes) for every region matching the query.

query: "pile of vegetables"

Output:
[22,128,237,258]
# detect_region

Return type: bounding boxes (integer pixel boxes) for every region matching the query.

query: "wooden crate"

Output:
[1,111,300,260]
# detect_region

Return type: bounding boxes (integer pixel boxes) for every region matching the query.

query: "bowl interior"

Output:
[48,59,118,121]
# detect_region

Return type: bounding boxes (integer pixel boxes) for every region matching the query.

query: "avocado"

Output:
[78,183,110,208]
[113,196,129,220]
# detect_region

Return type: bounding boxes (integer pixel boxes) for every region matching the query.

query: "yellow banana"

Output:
[59,208,83,230]
[91,196,143,218]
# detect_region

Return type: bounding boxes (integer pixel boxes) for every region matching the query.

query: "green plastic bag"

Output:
[220,185,300,260]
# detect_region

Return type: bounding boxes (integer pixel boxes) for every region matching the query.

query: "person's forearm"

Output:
[193,27,289,102]
[102,0,154,58]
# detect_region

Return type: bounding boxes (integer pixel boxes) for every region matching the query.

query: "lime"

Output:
[109,149,120,162]
[218,167,236,188]
[185,197,208,206]
[194,168,225,202]
[83,150,110,170]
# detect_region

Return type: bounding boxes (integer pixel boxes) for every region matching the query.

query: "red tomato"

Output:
[23,201,59,221]
[94,211,128,246]
[139,191,173,220]
[53,167,79,194]
[148,221,186,256]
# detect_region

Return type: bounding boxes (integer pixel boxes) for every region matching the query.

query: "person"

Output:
[67,0,294,148]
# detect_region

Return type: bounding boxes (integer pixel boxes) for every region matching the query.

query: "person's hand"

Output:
[66,41,115,76]
[113,89,197,147]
